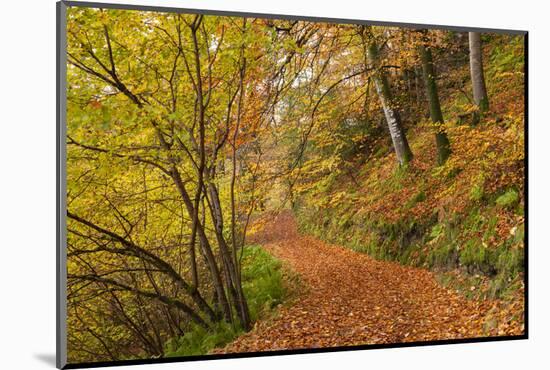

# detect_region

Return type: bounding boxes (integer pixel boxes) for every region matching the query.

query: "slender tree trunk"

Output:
[169,166,233,323]
[186,17,250,330]
[418,43,451,165]
[206,181,251,331]
[366,40,413,165]
[229,39,252,331]
[414,66,423,107]
[468,32,489,112]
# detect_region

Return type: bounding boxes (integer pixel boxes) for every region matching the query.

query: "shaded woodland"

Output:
[65,7,525,363]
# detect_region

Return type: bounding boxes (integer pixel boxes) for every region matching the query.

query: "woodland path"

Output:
[219,211,502,353]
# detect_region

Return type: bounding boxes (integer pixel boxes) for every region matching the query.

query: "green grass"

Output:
[164,245,287,357]
[164,321,239,357]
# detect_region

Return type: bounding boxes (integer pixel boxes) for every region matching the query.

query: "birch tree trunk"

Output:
[418,43,452,165]
[469,32,489,112]
[367,41,413,165]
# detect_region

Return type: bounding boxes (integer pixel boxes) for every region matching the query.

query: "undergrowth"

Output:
[164,245,291,357]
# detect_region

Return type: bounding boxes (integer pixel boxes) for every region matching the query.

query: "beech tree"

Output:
[469,32,489,112]
[362,27,413,165]
[417,34,452,165]
[66,11,271,360]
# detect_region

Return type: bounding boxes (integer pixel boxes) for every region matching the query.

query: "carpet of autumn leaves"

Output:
[216,212,522,354]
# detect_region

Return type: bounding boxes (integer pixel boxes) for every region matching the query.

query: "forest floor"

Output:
[217,211,522,353]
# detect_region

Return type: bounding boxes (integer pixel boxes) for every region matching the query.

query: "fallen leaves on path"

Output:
[218,211,524,353]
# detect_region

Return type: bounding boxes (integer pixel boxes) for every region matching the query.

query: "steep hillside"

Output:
[295,34,524,324]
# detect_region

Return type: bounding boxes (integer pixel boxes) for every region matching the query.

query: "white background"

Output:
[0,0,547,369]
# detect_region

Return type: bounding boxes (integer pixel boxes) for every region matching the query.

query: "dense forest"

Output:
[65,7,524,363]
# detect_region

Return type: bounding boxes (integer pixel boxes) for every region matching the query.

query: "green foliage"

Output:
[431,160,462,180]
[488,36,524,75]
[495,189,519,209]
[385,164,409,191]
[470,184,484,202]
[241,246,286,322]
[428,243,457,268]
[459,239,489,272]
[405,190,427,210]
[489,240,524,298]
[428,223,445,240]
[165,321,240,357]
[164,245,286,357]
[469,174,486,202]
[466,207,483,225]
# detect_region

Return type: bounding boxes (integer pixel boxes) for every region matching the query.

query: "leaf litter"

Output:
[217,211,523,353]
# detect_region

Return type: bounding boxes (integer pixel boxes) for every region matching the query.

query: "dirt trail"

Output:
[220,212,510,353]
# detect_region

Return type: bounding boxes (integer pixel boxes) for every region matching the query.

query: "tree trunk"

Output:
[414,66,423,110]
[418,43,451,165]
[366,41,413,165]
[169,166,234,323]
[469,32,489,112]
[206,181,251,331]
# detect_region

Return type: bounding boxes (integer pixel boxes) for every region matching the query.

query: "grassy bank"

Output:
[296,194,524,300]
